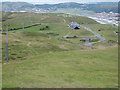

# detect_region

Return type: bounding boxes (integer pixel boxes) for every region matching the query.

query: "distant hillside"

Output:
[1,2,34,11]
[1,2,119,13]
[35,2,84,9]
[84,2,118,13]
[119,1,120,13]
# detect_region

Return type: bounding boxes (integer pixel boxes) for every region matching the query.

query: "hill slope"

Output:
[1,2,119,13]
[2,12,118,88]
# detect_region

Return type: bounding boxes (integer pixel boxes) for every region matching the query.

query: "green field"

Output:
[2,12,118,88]
[3,47,118,88]
[52,8,95,15]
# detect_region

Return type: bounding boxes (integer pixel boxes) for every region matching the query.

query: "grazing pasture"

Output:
[2,12,118,88]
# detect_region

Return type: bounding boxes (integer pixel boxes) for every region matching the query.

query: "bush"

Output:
[46,26,49,28]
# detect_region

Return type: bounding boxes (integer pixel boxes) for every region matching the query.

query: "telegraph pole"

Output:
[22,23,24,32]
[5,25,9,64]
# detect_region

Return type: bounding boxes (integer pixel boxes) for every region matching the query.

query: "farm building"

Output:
[70,22,80,29]
[80,38,90,42]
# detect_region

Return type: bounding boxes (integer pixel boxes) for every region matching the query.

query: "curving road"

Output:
[64,25,105,46]
[80,25,105,46]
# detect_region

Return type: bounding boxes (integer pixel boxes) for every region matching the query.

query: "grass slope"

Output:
[2,12,118,88]
[2,12,98,26]
[3,47,118,88]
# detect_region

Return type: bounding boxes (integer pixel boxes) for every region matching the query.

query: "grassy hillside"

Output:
[2,12,98,26]
[2,12,118,88]
[3,47,118,88]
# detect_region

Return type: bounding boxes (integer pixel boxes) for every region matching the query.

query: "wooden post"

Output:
[5,25,9,64]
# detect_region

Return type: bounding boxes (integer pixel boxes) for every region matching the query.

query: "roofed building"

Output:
[80,38,90,42]
[69,22,80,30]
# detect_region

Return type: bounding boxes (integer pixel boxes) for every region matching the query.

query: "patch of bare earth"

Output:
[58,45,68,50]
[96,45,118,50]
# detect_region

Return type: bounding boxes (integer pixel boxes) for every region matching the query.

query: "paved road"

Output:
[64,36,96,38]
[64,25,105,46]
[80,25,105,45]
